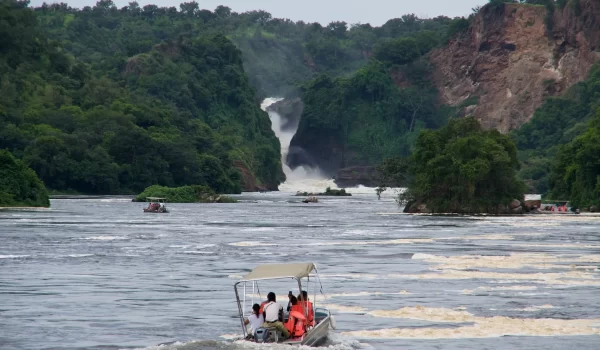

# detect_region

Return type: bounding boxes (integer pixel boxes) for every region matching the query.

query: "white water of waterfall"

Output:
[261,98,390,195]
[261,98,338,193]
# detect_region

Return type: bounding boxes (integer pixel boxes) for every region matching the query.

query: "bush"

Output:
[0,149,50,207]
[134,185,237,203]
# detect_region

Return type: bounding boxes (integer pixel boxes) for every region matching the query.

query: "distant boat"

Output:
[302,196,318,203]
[535,200,579,215]
[143,197,169,213]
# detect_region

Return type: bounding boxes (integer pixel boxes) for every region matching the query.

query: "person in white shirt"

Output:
[262,292,289,338]
[245,303,264,338]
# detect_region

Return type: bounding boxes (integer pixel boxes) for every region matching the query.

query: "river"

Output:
[1,192,600,350]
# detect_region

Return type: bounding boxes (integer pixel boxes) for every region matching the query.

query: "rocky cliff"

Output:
[430,1,600,132]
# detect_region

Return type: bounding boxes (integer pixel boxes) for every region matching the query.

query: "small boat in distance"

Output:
[536,200,580,214]
[143,197,169,213]
[233,263,334,346]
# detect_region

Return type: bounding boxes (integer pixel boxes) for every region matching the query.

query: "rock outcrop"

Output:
[430,1,600,132]
[334,166,381,188]
[233,160,278,192]
[266,97,304,133]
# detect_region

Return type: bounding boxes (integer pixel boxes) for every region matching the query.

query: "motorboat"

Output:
[535,201,580,215]
[143,197,169,213]
[233,263,335,346]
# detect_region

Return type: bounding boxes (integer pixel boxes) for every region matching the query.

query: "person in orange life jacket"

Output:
[285,295,307,337]
[298,291,314,326]
[262,292,289,338]
[259,298,268,314]
[244,303,264,339]
[286,290,294,312]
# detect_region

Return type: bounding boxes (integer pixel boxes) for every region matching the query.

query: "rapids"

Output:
[1,195,600,350]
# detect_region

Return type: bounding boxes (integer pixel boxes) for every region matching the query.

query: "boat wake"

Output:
[133,335,366,350]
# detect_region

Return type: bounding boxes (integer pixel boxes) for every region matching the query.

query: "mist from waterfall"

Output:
[261,98,338,193]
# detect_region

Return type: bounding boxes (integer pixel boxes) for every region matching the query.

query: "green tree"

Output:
[400,117,525,213]
[0,149,50,207]
[548,109,600,209]
[373,37,420,65]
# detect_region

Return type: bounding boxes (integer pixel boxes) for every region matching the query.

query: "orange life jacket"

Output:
[259,301,268,314]
[300,301,314,326]
[285,310,307,338]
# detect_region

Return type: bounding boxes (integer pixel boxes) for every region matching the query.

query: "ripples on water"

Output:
[1,192,599,350]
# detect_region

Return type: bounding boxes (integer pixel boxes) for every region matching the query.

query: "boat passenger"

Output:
[259,299,269,314]
[286,290,294,312]
[289,295,304,314]
[244,303,264,338]
[298,291,315,326]
[262,292,289,339]
[285,296,307,338]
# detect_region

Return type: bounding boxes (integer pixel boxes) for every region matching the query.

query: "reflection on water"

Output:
[1,192,600,350]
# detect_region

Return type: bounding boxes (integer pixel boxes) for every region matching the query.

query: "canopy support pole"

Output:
[234,283,247,338]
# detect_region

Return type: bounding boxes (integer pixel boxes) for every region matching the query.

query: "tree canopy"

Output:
[400,117,525,213]
[512,63,600,194]
[548,110,600,209]
[0,0,283,194]
[0,149,49,207]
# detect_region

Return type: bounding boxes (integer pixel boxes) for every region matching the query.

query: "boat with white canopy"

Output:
[233,262,335,346]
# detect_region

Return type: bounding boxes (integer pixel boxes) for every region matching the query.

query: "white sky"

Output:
[29,0,487,26]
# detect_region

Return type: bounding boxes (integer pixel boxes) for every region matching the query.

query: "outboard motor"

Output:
[254,327,281,343]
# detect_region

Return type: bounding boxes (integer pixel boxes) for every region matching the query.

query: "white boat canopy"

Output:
[241,262,316,281]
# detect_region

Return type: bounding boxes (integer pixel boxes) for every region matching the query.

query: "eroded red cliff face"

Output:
[430,1,600,132]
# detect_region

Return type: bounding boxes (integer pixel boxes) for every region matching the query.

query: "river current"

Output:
[1,192,600,350]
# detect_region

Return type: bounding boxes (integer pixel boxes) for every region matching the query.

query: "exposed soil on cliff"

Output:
[430,1,600,132]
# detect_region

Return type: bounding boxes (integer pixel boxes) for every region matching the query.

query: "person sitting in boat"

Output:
[262,292,289,339]
[286,291,294,312]
[259,298,269,314]
[298,291,315,326]
[244,303,264,339]
[285,296,307,338]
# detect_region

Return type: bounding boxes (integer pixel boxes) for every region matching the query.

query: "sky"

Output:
[29,0,487,26]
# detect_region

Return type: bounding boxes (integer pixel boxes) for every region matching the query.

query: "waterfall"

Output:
[261,98,338,193]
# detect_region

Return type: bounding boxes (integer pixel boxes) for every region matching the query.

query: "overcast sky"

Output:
[29,0,487,26]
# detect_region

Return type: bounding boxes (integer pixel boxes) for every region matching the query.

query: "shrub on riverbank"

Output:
[0,150,50,207]
[134,185,237,203]
[395,117,525,213]
[295,187,352,196]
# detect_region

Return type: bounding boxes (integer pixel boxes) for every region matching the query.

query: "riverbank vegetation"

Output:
[391,118,525,213]
[134,185,237,203]
[512,63,600,195]
[0,150,50,208]
[547,110,600,209]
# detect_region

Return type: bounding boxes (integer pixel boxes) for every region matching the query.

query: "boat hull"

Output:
[143,209,168,213]
[244,308,331,347]
[300,316,330,346]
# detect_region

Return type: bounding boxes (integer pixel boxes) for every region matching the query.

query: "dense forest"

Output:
[0,0,283,196]
[0,0,468,197]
